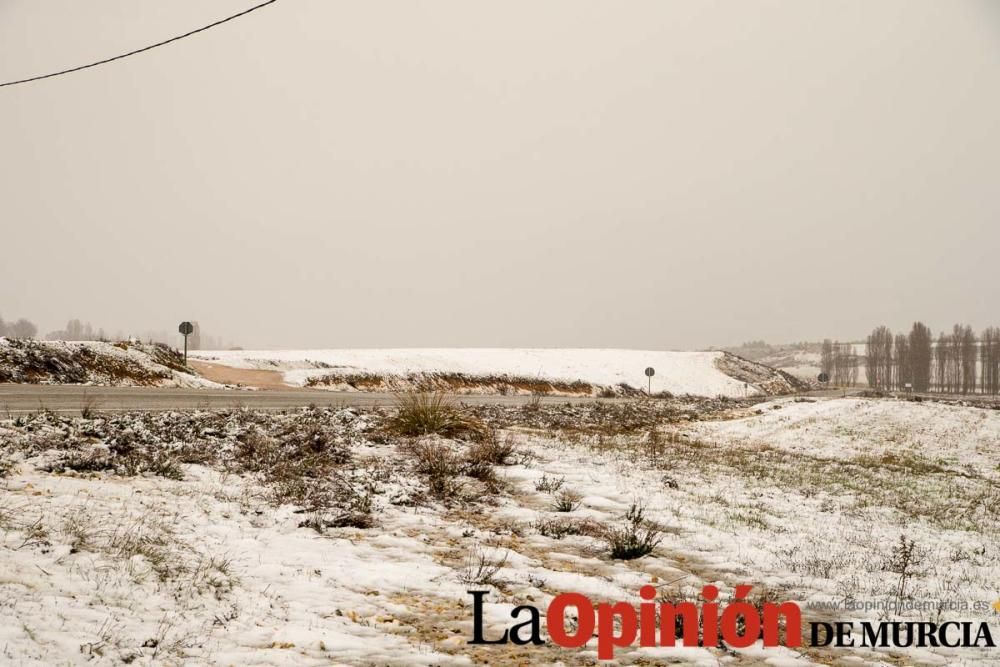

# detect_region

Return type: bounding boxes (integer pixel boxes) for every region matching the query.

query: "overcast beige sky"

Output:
[1,1,998,349]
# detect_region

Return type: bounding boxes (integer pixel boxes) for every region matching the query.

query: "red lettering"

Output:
[547,593,595,648]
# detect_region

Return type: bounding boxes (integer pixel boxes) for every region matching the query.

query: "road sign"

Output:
[818,372,829,383]
[645,367,655,377]
[644,367,655,396]
[178,321,193,365]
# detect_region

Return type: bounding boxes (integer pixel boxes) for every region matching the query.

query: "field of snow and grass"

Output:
[190,348,805,397]
[0,395,997,665]
[0,338,220,389]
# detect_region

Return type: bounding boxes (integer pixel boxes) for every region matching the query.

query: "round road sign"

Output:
[644,367,655,377]
[179,321,194,336]
[818,372,829,383]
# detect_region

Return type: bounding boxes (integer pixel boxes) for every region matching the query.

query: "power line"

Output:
[0,0,279,88]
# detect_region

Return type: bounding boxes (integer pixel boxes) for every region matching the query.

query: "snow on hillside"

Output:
[685,396,1000,474]
[191,348,785,397]
[0,338,221,388]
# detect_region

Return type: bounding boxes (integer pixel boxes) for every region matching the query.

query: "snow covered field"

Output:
[0,396,997,665]
[190,348,775,397]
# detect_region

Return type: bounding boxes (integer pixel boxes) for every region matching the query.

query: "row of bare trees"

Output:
[857,322,1000,394]
[820,340,860,386]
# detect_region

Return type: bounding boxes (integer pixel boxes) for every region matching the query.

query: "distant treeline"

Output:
[2,314,233,350]
[1,316,111,342]
[0,314,38,339]
[823,323,1000,395]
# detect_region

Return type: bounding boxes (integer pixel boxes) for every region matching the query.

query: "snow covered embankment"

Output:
[190,348,802,397]
[0,338,219,388]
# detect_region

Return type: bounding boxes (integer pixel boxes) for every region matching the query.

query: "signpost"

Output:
[178,321,193,365]
[644,366,655,396]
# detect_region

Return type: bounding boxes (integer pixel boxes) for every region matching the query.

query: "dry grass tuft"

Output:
[605,503,663,560]
[551,489,583,513]
[406,439,464,501]
[466,428,517,466]
[388,392,484,439]
[459,545,508,586]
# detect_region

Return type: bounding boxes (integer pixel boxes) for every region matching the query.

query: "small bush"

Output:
[299,511,375,532]
[552,489,583,512]
[882,535,926,606]
[467,429,517,466]
[534,517,605,540]
[534,475,565,493]
[408,439,464,501]
[606,503,663,560]
[80,393,101,419]
[55,446,183,480]
[388,393,484,438]
[459,546,508,586]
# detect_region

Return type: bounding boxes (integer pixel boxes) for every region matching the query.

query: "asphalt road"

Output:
[0,384,875,416]
[0,384,605,415]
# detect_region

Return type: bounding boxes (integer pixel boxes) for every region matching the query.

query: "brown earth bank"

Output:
[305,371,605,397]
[0,338,190,385]
[188,360,290,389]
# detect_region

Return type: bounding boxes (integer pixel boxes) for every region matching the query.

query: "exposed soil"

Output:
[188,360,291,389]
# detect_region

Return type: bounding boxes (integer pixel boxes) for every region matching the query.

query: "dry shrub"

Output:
[55,443,183,480]
[466,428,517,466]
[230,425,352,512]
[459,546,508,586]
[534,475,565,493]
[535,517,605,540]
[407,439,464,501]
[300,511,375,532]
[388,392,484,439]
[552,488,583,512]
[0,455,13,478]
[606,503,663,560]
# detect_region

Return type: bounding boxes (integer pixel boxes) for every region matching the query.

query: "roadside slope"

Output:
[0,338,219,388]
[191,348,802,397]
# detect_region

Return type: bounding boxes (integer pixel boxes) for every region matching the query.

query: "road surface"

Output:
[0,384,871,416]
[0,384,605,415]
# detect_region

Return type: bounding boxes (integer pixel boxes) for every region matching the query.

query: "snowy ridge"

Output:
[191,348,792,397]
[0,338,221,388]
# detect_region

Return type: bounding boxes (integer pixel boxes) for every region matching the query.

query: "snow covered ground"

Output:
[0,397,997,665]
[190,348,771,397]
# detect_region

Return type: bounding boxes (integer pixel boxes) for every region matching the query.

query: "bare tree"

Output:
[908,322,932,392]
[953,324,977,394]
[893,333,910,390]
[831,342,857,387]
[866,326,893,390]
[831,341,843,385]
[934,332,951,392]
[820,339,834,378]
[982,327,1000,395]
[847,347,859,387]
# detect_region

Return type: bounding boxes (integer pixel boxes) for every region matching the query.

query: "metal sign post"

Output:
[178,321,194,365]
[644,367,655,396]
